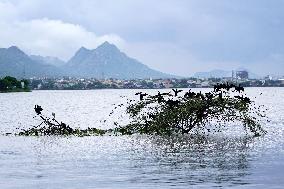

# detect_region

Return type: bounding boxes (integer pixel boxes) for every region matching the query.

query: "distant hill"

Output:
[194,69,232,78]
[0,46,61,78]
[65,42,173,79]
[0,42,174,79]
[194,69,260,79]
[30,55,66,67]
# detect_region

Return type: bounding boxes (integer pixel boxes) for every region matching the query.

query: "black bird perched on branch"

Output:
[153,91,171,103]
[184,90,196,99]
[135,92,148,100]
[172,89,183,97]
[160,92,172,96]
[214,83,235,92]
[227,83,235,91]
[205,92,214,100]
[34,105,43,115]
[196,92,205,100]
[214,83,224,92]
[157,92,165,103]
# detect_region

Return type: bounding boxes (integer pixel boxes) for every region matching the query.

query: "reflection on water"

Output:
[129,135,252,187]
[0,135,254,188]
[0,88,284,188]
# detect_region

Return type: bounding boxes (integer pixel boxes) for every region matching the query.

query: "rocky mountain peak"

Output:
[7,46,25,55]
[96,41,120,53]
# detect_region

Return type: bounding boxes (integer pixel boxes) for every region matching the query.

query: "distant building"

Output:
[236,71,249,80]
[264,75,272,80]
[21,81,25,88]
[279,78,284,85]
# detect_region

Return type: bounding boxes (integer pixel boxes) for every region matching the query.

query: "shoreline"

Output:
[30,86,284,91]
[0,89,31,93]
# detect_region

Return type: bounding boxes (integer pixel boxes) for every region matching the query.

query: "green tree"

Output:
[121,85,266,136]
[3,76,21,89]
[0,79,8,91]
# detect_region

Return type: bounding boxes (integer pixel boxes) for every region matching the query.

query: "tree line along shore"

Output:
[29,77,284,90]
[1,76,284,92]
[0,76,30,92]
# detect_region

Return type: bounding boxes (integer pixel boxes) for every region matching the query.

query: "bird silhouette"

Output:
[224,82,234,91]
[214,83,235,92]
[205,92,214,100]
[172,89,183,96]
[184,90,196,99]
[34,105,43,115]
[135,92,148,100]
[161,92,172,96]
[153,91,170,103]
[214,83,223,92]
[196,92,205,100]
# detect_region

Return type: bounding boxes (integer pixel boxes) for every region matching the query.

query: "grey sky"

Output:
[0,0,284,76]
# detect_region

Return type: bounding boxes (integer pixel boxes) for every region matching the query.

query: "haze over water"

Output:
[0,88,284,188]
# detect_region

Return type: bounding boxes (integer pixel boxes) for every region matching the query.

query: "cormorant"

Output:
[172,89,183,97]
[135,92,148,100]
[34,105,43,115]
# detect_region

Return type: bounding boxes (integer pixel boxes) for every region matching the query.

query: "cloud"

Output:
[1,0,284,76]
[0,1,17,19]
[0,17,124,60]
[123,41,243,76]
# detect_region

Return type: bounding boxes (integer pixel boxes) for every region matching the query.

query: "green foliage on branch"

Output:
[117,84,266,136]
[17,83,266,137]
[18,105,107,136]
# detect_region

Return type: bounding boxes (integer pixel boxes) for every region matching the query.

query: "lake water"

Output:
[0,88,284,188]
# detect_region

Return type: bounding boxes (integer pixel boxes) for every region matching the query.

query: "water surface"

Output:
[0,88,284,188]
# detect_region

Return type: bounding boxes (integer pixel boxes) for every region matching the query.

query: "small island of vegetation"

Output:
[0,76,30,93]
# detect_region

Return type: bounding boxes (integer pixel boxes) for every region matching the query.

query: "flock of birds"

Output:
[32,83,252,134]
[129,82,262,136]
[134,83,250,107]
[34,83,250,120]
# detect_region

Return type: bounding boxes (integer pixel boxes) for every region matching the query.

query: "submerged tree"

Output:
[116,83,266,136]
[18,105,106,136]
[18,83,266,137]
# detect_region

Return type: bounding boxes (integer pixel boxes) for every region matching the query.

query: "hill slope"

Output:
[0,43,175,79]
[65,42,173,79]
[0,46,61,78]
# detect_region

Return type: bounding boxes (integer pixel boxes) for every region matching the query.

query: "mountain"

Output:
[0,46,61,78]
[30,55,66,67]
[194,69,232,78]
[0,43,174,79]
[67,47,92,67]
[194,69,260,79]
[65,42,173,79]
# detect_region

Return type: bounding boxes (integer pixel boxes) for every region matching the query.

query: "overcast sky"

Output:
[1,0,284,76]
